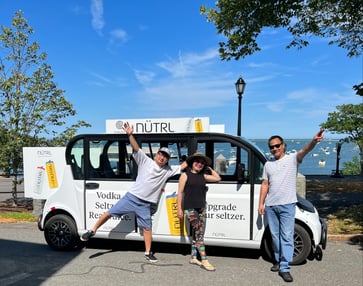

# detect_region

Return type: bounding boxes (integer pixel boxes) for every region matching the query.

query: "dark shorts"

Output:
[109,192,152,229]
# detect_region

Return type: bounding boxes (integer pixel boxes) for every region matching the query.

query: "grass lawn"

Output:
[0,211,37,223]
[326,204,363,235]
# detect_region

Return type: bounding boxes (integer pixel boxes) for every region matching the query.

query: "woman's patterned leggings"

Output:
[185,207,207,260]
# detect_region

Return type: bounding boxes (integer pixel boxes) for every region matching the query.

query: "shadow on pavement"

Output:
[0,239,81,286]
[85,238,262,261]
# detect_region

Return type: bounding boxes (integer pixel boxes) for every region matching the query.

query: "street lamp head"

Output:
[235,76,246,96]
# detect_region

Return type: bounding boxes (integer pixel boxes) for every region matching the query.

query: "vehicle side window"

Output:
[67,135,263,183]
[197,141,238,176]
[139,140,188,180]
[211,142,237,175]
[70,139,84,180]
[253,156,264,184]
[197,141,250,182]
[239,147,249,182]
[85,140,133,180]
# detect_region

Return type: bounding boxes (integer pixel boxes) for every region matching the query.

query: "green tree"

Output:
[200,0,363,95]
[342,155,361,175]
[321,103,363,176]
[201,0,362,59]
[0,11,90,205]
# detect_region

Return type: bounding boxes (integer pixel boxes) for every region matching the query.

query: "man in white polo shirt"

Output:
[258,129,324,282]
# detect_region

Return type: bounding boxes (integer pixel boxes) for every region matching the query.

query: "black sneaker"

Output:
[279,271,293,283]
[81,230,95,241]
[270,263,280,272]
[144,252,158,263]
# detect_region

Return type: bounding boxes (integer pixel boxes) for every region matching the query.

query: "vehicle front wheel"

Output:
[44,214,81,251]
[262,224,312,265]
[292,224,312,265]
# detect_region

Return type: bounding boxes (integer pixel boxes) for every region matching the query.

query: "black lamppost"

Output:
[332,139,345,178]
[235,76,246,136]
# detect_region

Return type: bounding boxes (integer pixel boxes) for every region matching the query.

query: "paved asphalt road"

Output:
[0,222,362,286]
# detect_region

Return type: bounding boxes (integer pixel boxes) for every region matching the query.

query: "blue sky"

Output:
[1,0,362,139]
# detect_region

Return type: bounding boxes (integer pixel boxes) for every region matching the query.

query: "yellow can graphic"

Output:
[166,193,187,236]
[194,119,203,132]
[45,160,58,189]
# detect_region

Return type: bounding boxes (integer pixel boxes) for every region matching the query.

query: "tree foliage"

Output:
[321,103,363,175]
[201,0,363,95]
[0,11,90,204]
[201,0,363,60]
[342,155,361,175]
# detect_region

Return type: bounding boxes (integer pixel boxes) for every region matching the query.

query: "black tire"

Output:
[315,245,323,261]
[262,224,312,265]
[44,214,81,251]
[292,224,312,265]
[262,228,274,262]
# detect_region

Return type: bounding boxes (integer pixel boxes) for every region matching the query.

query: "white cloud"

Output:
[156,49,219,78]
[88,72,112,84]
[110,29,128,43]
[86,71,128,88]
[106,28,128,53]
[286,88,319,102]
[248,62,274,68]
[134,70,155,84]
[264,102,284,112]
[91,0,104,35]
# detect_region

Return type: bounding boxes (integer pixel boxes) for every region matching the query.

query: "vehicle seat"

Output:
[100,153,114,178]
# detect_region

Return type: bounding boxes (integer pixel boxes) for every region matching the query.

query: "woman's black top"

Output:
[183,168,207,209]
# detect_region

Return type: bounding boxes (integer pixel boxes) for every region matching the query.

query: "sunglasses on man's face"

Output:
[269,143,283,150]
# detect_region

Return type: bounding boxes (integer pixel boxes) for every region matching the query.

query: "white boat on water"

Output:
[228,156,236,166]
[321,147,330,155]
[318,159,326,167]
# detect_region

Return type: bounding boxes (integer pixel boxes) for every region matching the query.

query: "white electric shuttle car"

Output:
[25,132,327,264]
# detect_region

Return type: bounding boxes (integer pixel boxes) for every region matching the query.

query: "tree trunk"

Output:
[359,145,363,177]
[11,176,18,206]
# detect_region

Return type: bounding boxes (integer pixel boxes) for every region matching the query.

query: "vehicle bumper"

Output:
[320,217,327,249]
[37,214,44,231]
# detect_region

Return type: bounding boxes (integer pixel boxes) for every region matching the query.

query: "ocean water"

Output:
[251,139,360,175]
